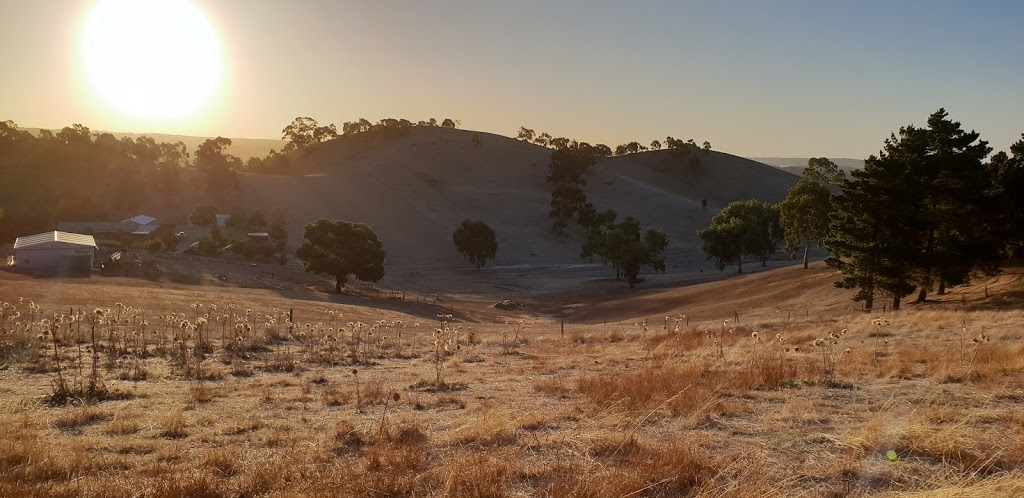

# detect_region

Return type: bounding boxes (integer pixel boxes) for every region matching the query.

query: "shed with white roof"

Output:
[13,231,97,275]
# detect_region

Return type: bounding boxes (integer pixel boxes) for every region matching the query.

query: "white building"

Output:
[13,231,97,275]
[248,232,271,243]
[124,214,160,235]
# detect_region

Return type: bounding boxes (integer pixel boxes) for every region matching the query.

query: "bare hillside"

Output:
[223,127,800,280]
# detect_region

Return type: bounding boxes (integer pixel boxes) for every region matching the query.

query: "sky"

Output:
[2,0,1022,158]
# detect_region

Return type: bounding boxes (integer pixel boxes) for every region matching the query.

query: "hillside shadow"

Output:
[164,271,203,286]
[267,286,479,323]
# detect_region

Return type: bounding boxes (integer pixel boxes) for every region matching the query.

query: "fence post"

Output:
[560,318,564,337]
[288,308,294,334]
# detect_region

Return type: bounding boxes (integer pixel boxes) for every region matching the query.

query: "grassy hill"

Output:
[204,127,800,277]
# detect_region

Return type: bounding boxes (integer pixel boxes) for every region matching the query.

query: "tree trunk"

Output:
[335,277,342,294]
[892,294,901,311]
[938,281,946,295]
[737,258,743,274]
[802,246,809,269]
[916,286,927,303]
[864,294,873,311]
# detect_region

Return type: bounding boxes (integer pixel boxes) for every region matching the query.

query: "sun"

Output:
[82,0,222,119]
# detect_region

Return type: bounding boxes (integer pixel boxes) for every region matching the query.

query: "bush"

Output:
[146,239,165,254]
[195,238,220,256]
[232,239,277,261]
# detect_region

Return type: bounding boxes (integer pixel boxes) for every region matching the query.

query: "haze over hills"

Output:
[25,128,286,161]
[181,127,801,285]
[750,157,864,177]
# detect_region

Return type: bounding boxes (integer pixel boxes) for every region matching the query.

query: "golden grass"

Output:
[2,273,1024,496]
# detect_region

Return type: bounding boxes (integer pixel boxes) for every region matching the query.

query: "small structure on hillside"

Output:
[56,221,136,235]
[216,214,231,229]
[57,214,160,237]
[248,232,271,243]
[124,214,160,235]
[13,231,97,275]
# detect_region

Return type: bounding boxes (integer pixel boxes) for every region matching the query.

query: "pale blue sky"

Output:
[2,0,1021,157]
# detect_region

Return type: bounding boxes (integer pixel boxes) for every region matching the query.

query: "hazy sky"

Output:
[2,0,1022,158]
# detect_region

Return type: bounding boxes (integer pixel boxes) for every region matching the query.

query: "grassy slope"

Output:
[1,263,1023,497]
[203,127,800,273]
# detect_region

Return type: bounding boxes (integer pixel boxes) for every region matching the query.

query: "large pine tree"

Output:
[825,138,919,310]
[905,110,997,301]
[825,109,1001,309]
[987,135,1024,260]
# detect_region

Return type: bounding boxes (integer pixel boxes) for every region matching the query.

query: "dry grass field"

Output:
[2,266,1024,497]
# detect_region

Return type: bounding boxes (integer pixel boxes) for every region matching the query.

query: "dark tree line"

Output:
[515,125,712,160]
[699,109,1024,311]
[825,109,1022,310]
[265,116,460,175]
[0,121,194,241]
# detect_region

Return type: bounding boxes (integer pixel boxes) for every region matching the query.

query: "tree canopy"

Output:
[803,157,845,186]
[988,134,1024,259]
[195,137,242,201]
[581,215,668,287]
[698,200,782,273]
[452,219,498,270]
[295,219,385,293]
[268,209,289,242]
[780,178,833,269]
[281,117,339,153]
[546,142,600,233]
[189,205,217,236]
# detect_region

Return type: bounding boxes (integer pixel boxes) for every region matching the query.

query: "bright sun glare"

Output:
[82,0,221,119]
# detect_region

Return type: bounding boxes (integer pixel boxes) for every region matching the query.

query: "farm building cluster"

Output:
[56,214,161,237]
[7,214,163,276]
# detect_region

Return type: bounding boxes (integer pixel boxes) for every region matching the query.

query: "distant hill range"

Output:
[25,128,286,160]
[749,157,864,177]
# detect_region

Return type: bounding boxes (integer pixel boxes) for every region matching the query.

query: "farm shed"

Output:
[248,232,271,243]
[124,214,160,235]
[56,220,135,235]
[13,231,97,275]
